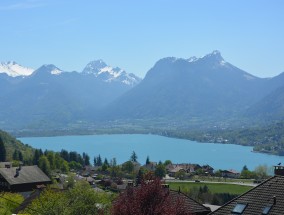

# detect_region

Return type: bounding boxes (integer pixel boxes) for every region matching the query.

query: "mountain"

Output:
[100,51,283,126]
[82,60,141,86]
[0,61,140,130]
[0,61,34,77]
[1,53,284,131]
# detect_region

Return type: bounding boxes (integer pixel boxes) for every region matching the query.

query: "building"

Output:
[210,166,284,214]
[169,190,211,215]
[220,169,240,178]
[0,165,51,192]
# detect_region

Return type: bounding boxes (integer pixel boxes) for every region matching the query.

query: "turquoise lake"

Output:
[19,134,284,171]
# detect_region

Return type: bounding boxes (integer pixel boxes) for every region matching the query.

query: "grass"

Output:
[167,182,252,195]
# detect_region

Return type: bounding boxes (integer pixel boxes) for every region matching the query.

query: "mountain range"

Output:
[0,60,141,129]
[0,51,283,131]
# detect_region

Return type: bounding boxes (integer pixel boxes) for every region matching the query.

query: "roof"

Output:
[221,169,240,174]
[0,165,51,185]
[169,190,211,214]
[210,175,284,215]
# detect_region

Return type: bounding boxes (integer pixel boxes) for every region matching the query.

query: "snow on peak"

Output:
[0,61,34,77]
[51,68,62,75]
[83,60,107,74]
[82,60,141,86]
[32,64,64,76]
[187,56,198,62]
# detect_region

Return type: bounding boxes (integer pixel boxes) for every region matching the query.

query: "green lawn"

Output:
[167,182,252,195]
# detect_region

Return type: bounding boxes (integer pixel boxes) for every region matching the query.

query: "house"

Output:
[142,162,157,171]
[169,190,211,215]
[210,166,284,214]
[0,165,51,192]
[166,163,203,177]
[168,166,186,177]
[220,169,240,178]
[202,165,214,175]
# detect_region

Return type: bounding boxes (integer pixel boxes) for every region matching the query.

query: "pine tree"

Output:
[146,155,150,165]
[18,151,23,162]
[97,154,102,166]
[130,151,138,162]
[33,149,40,165]
[13,149,19,160]
[0,137,6,162]
[84,154,90,166]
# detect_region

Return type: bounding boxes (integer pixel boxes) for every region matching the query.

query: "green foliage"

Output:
[0,192,24,215]
[0,137,6,162]
[122,161,134,173]
[154,163,166,178]
[69,161,82,171]
[175,170,186,180]
[94,154,102,166]
[130,151,137,162]
[0,130,34,163]
[164,160,172,166]
[38,156,51,177]
[22,182,115,215]
[254,164,269,179]
[146,155,150,165]
[168,182,251,195]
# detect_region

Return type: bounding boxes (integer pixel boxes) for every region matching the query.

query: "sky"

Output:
[0,0,284,78]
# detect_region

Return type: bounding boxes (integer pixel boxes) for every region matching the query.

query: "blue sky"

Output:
[0,0,283,78]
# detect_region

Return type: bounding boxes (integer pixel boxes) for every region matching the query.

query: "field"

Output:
[167,181,252,195]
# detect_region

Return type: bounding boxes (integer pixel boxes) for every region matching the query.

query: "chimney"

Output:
[14,169,19,177]
[273,196,276,205]
[274,165,284,176]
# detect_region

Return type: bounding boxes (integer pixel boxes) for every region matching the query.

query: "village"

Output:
[0,152,279,215]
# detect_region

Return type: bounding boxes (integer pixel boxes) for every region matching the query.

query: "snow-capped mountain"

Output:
[0,61,34,77]
[31,64,63,76]
[82,60,141,86]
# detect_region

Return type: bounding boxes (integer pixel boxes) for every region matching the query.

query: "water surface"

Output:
[19,134,284,171]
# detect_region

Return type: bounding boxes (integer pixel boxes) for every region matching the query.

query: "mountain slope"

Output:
[0,61,140,130]
[99,51,276,125]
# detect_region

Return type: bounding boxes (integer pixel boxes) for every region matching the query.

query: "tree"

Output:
[13,149,19,160]
[69,161,82,171]
[60,160,69,173]
[112,175,191,215]
[146,156,150,165]
[164,160,172,166]
[38,156,51,177]
[255,165,269,179]
[95,154,102,166]
[84,154,90,166]
[60,149,70,162]
[110,158,117,167]
[0,137,6,162]
[130,151,137,162]
[33,149,40,165]
[103,158,109,167]
[155,163,166,178]
[242,165,248,171]
[23,181,115,215]
[122,161,134,173]
[136,169,144,185]
[18,151,23,162]
[0,192,24,215]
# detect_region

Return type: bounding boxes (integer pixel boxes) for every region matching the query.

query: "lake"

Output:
[19,134,284,171]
